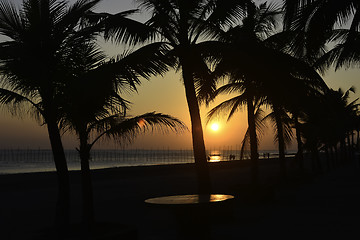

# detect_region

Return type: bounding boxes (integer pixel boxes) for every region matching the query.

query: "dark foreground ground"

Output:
[1,157,360,240]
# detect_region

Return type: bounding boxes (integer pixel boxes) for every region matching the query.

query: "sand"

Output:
[1,158,359,239]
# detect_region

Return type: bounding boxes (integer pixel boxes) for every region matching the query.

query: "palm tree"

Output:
[58,42,187,228]
[262,103,294,178]
[101,0,252,194]
[71,112,186,228]
[0,0,104,230]
[207,85,266,185]
[282,0,360,64]
[206,2,280,185]
[207,2,320,178]
[206,1,327,181]
[231,2,281,184]
[300,87,359,172]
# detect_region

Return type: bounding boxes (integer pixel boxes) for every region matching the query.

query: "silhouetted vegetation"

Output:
[58,41,187,229]
[1,0,360,238]
[0,0,105,233]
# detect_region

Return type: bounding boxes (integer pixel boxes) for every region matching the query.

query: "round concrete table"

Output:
[145,194,234,205]
[145,194,235,239]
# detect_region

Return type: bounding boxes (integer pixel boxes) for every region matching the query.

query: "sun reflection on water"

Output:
[208,151,221,162]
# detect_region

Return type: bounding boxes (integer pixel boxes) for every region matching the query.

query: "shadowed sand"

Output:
[1,158,360,239]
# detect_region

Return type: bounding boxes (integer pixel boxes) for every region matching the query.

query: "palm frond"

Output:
[0,1,25,42]
[0,87,42,116]
[190,45,217,105]
[253,2,282,40]
[282,0,315,30]
[207,94,247,123]
[139,0,180,46]
[263,107,294,146]
[84,42,172,97]
[254,105,267,139]
[215,82,246,96]
[206,0,249,29]
[239,129,249,160]
[316,30,360,72]
[101,10,156,45]
[91,112,188,146]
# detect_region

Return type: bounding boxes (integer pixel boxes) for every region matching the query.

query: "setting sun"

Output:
[210,123,220,131]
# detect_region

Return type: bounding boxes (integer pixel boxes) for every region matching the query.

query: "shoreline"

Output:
[0,156,296,176]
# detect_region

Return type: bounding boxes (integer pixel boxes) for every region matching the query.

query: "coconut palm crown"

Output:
[103,0,252,194]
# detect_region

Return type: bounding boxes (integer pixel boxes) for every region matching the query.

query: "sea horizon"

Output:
[0,148,297,175]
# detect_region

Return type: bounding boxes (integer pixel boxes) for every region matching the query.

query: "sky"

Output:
[0,0,360,151]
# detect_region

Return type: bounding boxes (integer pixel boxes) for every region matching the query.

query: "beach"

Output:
[1,158,360,239]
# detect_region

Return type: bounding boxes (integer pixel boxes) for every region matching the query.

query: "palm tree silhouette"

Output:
[207,86,265,185]
[59,42,187,228]
[0,0,103,231]
[282,0,360,63]
[299,88,359,173]
[101,0,252,194]
[282,1,360,168]
[206,2,280,185]
[206,1,327,181]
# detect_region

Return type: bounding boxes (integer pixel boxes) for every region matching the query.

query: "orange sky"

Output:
[1,0,360,151]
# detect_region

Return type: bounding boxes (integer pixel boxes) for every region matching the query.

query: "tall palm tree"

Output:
[206,2,280,185]
[0,0,103,230]
[207,1,327,181]
[58,42,187,228]
[102,0,252,194]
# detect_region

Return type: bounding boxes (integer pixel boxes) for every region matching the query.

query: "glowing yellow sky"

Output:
[1,0,360,150]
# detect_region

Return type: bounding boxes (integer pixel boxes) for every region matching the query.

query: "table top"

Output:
[144,194,234,205]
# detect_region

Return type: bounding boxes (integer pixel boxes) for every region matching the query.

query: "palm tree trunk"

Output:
[340,139,347,164]
[294,114,304,172]
[347,133,352,161]
[334,145,339,166]
[46,119,70,232]
[311,145,321,174]
[350,131,355,161]
[325,146,330,172]
[274,107,286,180]
[247,98,259,185]
[330,145,335,168]
[79,134,94,229]
[181,58,211,194]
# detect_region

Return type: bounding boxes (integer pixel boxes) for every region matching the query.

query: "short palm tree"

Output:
[57,39,186,228]
[207,84,265,185]
[301,87,359,172]
[262,103,294,178]
[0,0,103,230]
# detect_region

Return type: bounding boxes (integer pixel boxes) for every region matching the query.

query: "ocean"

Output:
[0,148,296,175]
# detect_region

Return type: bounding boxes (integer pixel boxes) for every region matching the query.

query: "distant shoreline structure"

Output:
[0,148,297,175]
